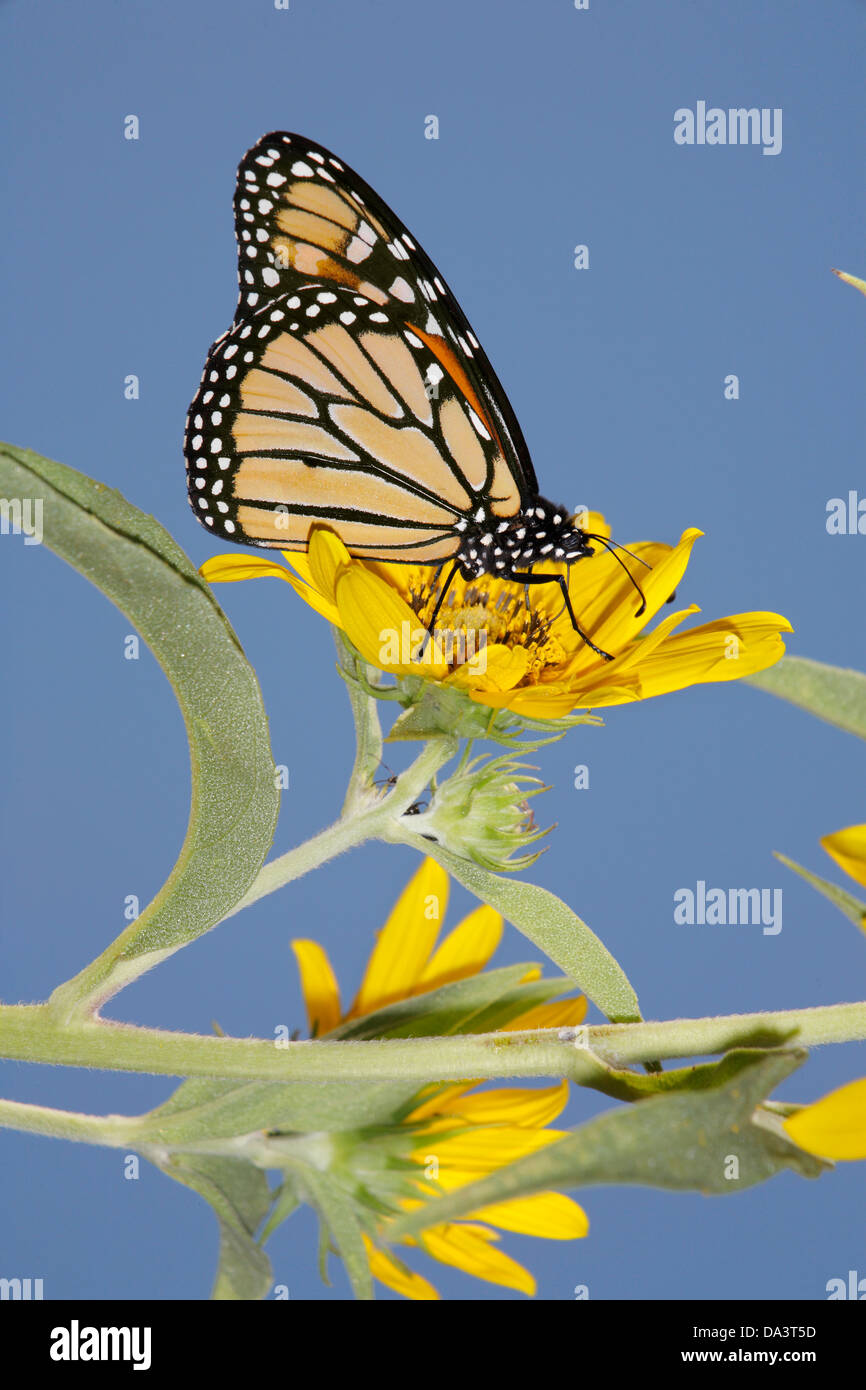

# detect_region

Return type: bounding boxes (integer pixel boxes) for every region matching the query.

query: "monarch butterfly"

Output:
[185,132,638,657]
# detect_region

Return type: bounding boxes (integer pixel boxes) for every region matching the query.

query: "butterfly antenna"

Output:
[585,534,650,616]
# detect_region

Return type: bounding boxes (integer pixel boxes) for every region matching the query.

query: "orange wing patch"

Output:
[407,322,522,517]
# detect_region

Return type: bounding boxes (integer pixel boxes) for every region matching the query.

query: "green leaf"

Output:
[775,853,866,933]
[748,656,866,742]
[163,1154,273,1301]
[415,844,640,1022]
[211,1219,273,1301]
[387,1050,826,1240]
[290,1166,374,1300]
[329,965,577,1040]
[0,443,280,1000]
[139,1076,422,1141]
[577,1043,798,1103]
[452,977,583,1036]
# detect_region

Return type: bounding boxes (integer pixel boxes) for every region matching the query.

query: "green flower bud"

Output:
[401,754,550,871]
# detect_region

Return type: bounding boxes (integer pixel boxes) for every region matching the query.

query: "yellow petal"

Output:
[200,551,341,626]
[417,905,504,990]
[821,824,866,891]
[470,680,636,718]
[566,539,668,613]
[833,267,866,297]
[421,1081,570,1129]
[280,549,317,586]
[336,563,448,678]
[571,529,703,671]
[783,1078,866,1160]
[598,605,699,675]
[413,1125,565,1172]
[362,1235,440,1300]
[421,1222,535,1295]
[454,643,531,693]
[290,940,342,1037]
[624,611,792,699]
[503,997,588,1031]
[575,508,610,539]
[275,571,342,626]
[306,527,353,606]
[349,859,449,1017]
[550,606,698,706]
[468,1192,589,1239]
[200,553,289,584]
[405,1082,479,1124]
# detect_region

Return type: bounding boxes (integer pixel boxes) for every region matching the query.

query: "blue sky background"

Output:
[1,0,864,1300]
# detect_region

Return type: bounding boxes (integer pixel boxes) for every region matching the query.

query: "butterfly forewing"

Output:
[229,137,534,457]
[186,276,523,553]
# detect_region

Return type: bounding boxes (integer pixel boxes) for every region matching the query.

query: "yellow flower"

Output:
[291,857,588,1299]
[201,522,791,717]
[783,1078,866,1160]
[821,824,866,891]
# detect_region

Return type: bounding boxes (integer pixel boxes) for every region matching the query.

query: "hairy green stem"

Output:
[334,630,384,817]
[1,1001,863,1096]
[223,735,457,921]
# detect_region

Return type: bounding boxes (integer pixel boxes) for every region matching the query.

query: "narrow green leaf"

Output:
[291,1166,374,1300]
[748,656,866,741]
[775,853,866,932]
[453,977,583,1036]
[417,844,640,1021]
[328,965,575,1040]
[388,1050,825,1239]
[579,1044,799,1103]
[0,443,280,1001]
[163,1154,273,1301]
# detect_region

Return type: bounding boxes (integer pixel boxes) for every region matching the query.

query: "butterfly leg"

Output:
[509,570,614,661]
[418,559,461,656]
